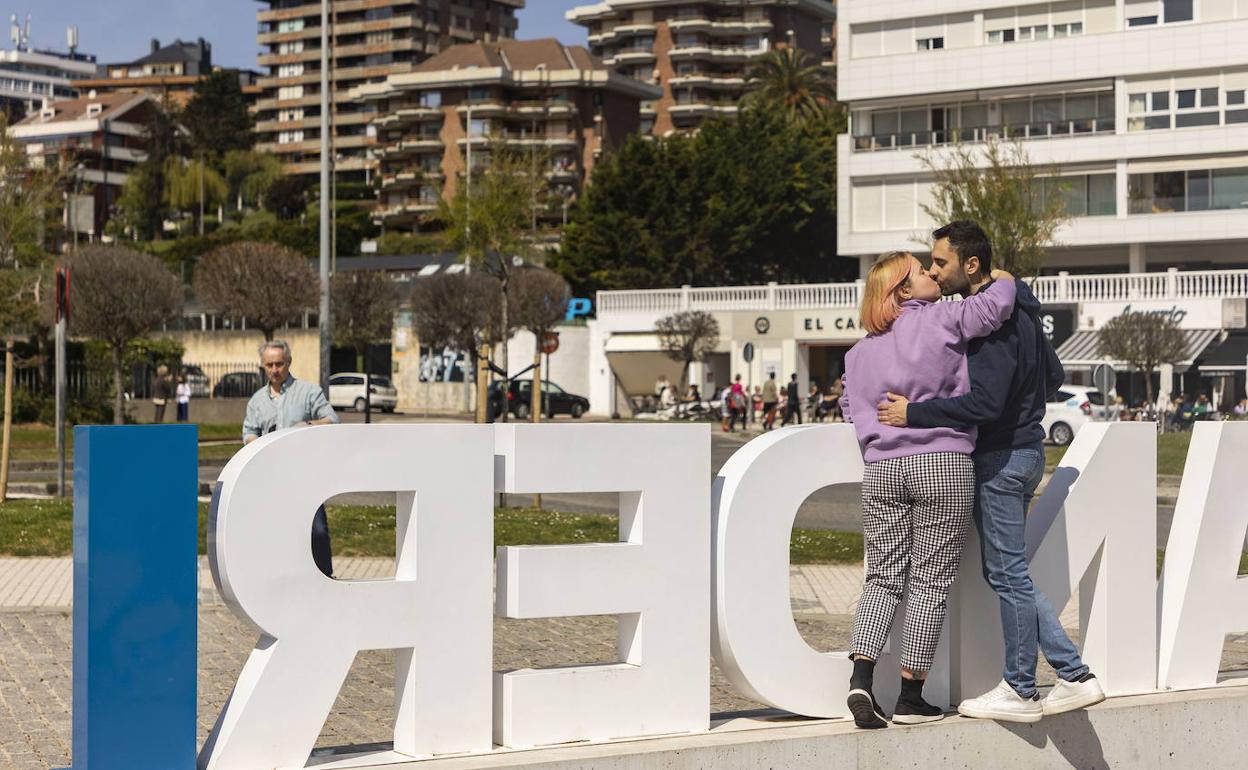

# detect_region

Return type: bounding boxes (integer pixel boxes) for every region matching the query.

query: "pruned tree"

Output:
[656,310,720,399]
[1097,311,1188,407]
[194,241,318,341]
[411,271,504,422]
[919,137,1069,276]
[66,245,182,424]
[509,268,570,421]
[332,271,399,420]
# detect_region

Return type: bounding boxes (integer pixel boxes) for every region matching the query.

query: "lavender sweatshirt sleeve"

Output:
[927,278,1017,342]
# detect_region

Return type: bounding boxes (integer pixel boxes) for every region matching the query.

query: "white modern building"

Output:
[837,0,1248,277]
[0,21,99,119]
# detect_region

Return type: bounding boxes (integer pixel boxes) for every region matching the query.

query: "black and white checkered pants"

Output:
[850,452,975,673]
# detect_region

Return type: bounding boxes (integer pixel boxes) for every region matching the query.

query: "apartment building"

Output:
[253,0,524,181]
[0,39,98,120]
[75,38,260,108]
[838,0,1248,277]
[9,92,156,238]
[354,38,661,229]
[567,0,836,135]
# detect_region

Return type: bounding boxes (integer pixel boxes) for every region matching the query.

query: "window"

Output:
[1128,15,1158,25]
[277,19,304,33]
[278,85,303,100]
[278,63,303,78]
[1129,167,1248,213]
[1212,168,1248,210]
[986,28,1016,44]
[1163,0,1194,22]
[469,118,489,136]
[916,37,944,50]
[1018,25,1049,40]
[1228,90,1246,106]
[420,91,441,108]
[1176,89,1196,109]
[468,87,489,101]
[1052,22,1083,37]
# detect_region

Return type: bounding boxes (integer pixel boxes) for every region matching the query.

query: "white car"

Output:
[329,373,398,413]
[1042,385,1105,446]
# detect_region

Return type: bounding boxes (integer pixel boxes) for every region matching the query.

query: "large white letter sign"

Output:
[712,425,866,718]
[1159,422,1248,689]
[199,425,495,770]
[951,422,1158,701]
[493,424,710,748]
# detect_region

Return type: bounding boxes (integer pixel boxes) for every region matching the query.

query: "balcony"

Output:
[668,17,773,35]
[596,268,1248,317]
[669,44,767,63]
[852,118,1116,153]
[669,74,746,90]
[613,48,656,64]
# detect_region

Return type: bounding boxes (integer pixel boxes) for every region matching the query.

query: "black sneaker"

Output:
[847,688,888,729]
[892,695,945,725]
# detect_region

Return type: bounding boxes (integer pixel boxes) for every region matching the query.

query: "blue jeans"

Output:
[973,444,1088,698]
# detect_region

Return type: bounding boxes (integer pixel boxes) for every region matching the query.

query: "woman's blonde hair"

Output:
[859,251,914,335]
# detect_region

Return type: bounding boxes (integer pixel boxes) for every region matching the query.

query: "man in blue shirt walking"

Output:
[877,221,1105,722]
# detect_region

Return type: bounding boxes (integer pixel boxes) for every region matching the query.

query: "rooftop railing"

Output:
[597,268,1248,317]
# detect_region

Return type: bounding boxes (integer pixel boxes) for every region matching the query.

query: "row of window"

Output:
[1129,86,1248,129]
[852,168,1248,231]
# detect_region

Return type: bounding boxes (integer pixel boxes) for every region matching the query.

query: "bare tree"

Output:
[1097,311,1188,407]
[919,137,1070,276]
[656,310,720,400]
[332,271,399,420]
[411,271,503,422]
[67,245,182,424]
[194,241,319,341]
[509,268,571,422]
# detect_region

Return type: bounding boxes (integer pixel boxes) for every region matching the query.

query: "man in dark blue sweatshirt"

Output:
[876,220,1105,722]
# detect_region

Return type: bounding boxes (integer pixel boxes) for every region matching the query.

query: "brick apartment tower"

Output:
[567,0,836,135]
[355,38,661,231]
[253,0,524,181]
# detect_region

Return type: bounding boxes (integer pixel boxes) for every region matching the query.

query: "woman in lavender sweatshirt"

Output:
[839,251,1016,729]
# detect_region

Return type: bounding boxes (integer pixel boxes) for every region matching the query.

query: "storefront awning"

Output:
[603,335,686,396]
[1056,328,1223,369]
[1199,329,1248,373]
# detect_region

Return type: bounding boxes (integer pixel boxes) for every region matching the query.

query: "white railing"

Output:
[596,268,1248,317]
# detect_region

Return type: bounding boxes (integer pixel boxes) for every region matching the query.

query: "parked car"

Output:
[181,365,210,399]
[1042,385,1105,446]
[213,370,265,399]
[489,379,589,420]
[329,373,398,413]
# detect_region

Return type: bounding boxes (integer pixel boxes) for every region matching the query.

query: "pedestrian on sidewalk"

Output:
[781,374,802,426]
[761,372,779,430]
[175,374,191,423]
[243,340,340,577]
[151,364,173,423]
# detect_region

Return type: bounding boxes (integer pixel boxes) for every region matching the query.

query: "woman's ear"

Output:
[896,280,913,301]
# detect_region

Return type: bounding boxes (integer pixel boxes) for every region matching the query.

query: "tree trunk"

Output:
[499,282,510,423]
[0,338,14,502]
[1144,364,1155,415]
[112,344,126,425]
[475,344,491,424]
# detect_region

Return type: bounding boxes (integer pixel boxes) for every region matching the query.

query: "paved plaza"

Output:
[3,558,1246,769]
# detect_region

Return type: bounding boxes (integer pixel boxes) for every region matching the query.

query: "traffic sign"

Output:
[742,342,755,363]
[541,332,560,355]
[1092,363,1116,419]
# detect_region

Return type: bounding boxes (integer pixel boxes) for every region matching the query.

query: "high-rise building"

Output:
[566,0,836,135]
[355,37,660,230]
[253,0,524,181]
[838,0,1248,276]
[0,19,99,120]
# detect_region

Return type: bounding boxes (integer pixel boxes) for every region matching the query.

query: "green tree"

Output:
[1097,312,1187,407]
[223,150,281,213]
[744,47,836,125]
[919,137,1069,276]
[115,101,182,241]
[264,176,311,221]
[438,138,549,385]
[163,156,228,234]
[553,107,845,295]
[65,246,182,424]
[181,70,255,161]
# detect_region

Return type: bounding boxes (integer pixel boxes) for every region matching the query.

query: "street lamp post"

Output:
[318,0,332,396]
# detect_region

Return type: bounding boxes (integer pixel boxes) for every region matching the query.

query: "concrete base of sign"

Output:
[306,678,1248,769]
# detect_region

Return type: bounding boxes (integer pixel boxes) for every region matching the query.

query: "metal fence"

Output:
[12,361,262,401]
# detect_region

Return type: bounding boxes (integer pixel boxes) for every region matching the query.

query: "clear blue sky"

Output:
[11,1,586,70]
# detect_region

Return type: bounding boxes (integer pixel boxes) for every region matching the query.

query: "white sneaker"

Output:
[1042,675,1105,716]
[958,680,1043,723]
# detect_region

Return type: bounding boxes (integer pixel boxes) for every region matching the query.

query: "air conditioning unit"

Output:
[86,103,103,117]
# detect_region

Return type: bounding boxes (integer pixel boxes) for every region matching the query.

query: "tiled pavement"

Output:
[3,558,1246,770]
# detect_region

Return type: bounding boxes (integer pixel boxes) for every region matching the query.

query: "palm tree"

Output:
[745,47,836,124]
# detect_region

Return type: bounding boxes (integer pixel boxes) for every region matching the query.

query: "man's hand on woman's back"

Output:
[990,269,1015,282]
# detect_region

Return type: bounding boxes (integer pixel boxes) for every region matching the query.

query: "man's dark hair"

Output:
[933,220,993,274]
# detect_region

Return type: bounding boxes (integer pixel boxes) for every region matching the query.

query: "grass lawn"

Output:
[2,423,243,464]
[0,498,866,565]
[1045,431,1192,476]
